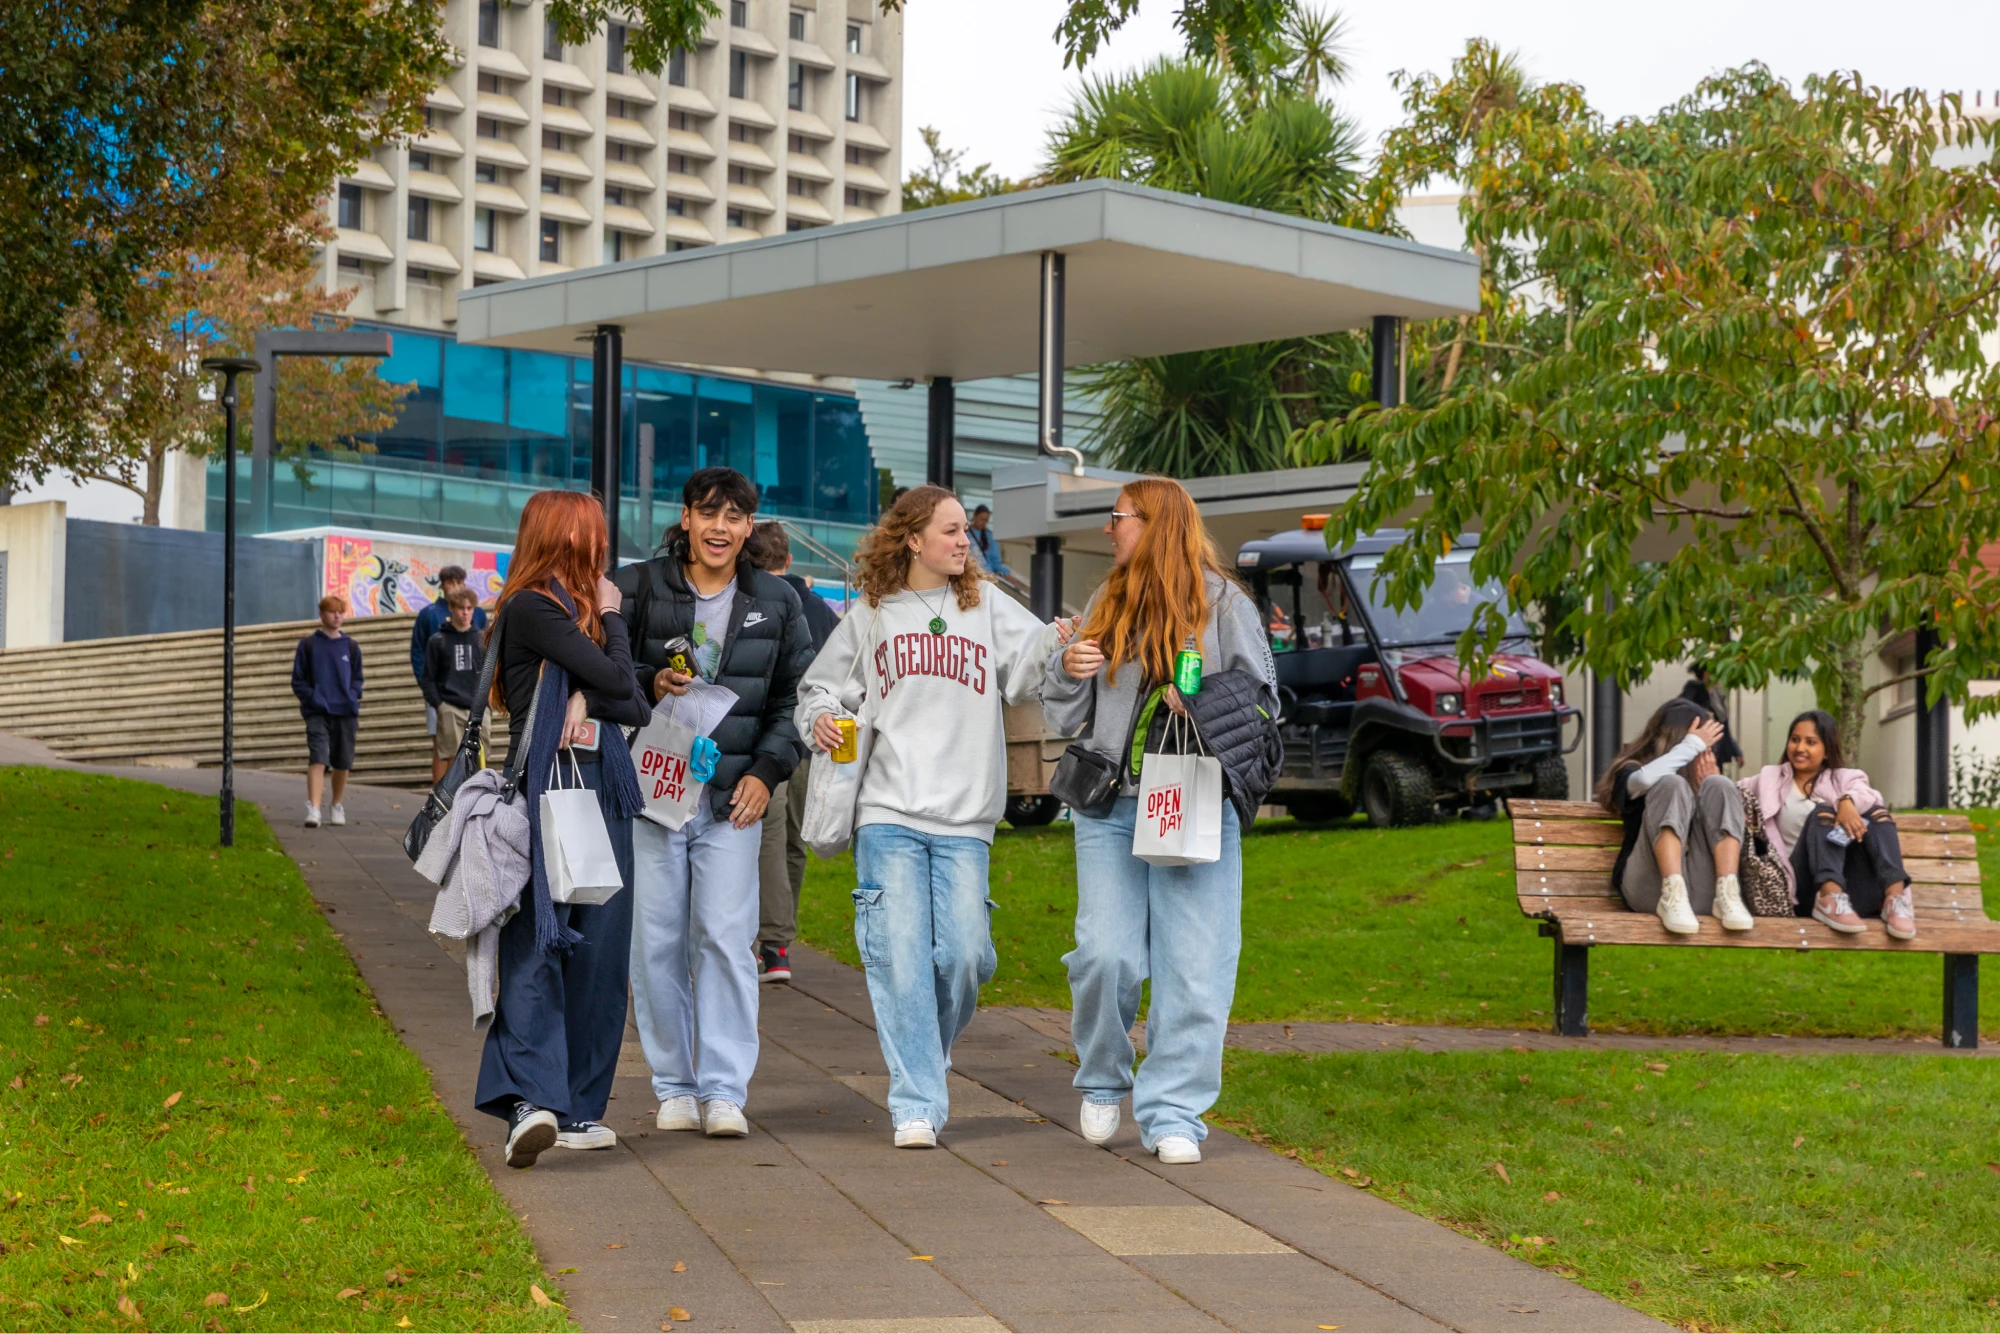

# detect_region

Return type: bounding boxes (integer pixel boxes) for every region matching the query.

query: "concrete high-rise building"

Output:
[324,0,904,330]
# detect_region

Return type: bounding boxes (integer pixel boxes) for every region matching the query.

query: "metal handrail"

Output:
[774,518,857,608]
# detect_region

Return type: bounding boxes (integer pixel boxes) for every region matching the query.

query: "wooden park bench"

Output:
[1507,798,1993,1048]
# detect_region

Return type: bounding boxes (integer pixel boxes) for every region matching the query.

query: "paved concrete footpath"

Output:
[5,743,1662,1334]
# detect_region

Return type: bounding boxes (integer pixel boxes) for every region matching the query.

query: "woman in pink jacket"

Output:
[1740,709,1915,939]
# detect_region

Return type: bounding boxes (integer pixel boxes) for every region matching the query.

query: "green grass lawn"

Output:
[798,813,2000,1039]
[0,769,568,1332]
[1216,1047,2000,1332]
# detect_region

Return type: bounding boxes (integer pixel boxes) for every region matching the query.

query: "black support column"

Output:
[590,324,624,565]
[1371,315,1404,409]
[1915,621,1950,808]
[926,376,955,489]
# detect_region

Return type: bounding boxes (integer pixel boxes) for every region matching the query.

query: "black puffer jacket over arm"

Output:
[1144,666,1283,828]
[614,555,816,817]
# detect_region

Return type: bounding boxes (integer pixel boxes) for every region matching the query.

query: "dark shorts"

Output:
[304,713,358,770]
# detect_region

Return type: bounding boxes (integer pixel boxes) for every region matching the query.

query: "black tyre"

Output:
[1529,753,1570,800]
[1005,794,1063,827]
[1360,750,1435,828]
[1281,793,1353,824]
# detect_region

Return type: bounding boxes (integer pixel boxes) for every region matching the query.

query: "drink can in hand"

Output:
[1174,647,1203,697]
[831,716,859,764]
[662,635,697,680]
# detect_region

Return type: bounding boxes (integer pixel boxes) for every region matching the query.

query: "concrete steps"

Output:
[0,615,511,789]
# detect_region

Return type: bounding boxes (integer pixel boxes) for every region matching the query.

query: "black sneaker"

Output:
[556,1119,617,1150]
[758,944,792,983]
[506,1102,558,1169]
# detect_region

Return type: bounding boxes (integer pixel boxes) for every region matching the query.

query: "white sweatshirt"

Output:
[795,586,1060,843]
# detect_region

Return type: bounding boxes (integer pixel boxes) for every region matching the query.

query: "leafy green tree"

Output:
[1302,59,2000,754]
[903,127,1025,211]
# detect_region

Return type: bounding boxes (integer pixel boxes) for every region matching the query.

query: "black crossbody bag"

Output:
[403,615,507,862]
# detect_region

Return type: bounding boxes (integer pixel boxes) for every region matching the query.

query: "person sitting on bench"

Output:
[1595,700,1750,935]
[1741,709,1915,940]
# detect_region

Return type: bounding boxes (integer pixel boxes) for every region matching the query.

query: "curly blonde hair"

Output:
[854,485,984,610]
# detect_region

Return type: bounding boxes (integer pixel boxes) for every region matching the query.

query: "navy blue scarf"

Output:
[521,595,647,956]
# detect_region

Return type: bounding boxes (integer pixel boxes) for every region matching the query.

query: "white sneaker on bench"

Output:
[1712,873,1753,931]
[1656,874,1700,935]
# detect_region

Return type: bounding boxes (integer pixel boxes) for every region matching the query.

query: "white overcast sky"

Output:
[900,0,2000,183]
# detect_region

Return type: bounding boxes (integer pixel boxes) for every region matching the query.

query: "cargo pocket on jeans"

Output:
[852,887,889,968]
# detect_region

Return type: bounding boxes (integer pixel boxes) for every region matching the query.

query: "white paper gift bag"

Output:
[540,754,625,904]
[1131,715,1223,867]
[799,606,881,859]
[631,697,704,830]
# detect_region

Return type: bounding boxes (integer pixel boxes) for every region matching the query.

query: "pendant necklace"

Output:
[914,582,949,635]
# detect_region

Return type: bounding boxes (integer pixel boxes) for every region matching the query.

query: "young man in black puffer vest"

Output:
[614,467,815,1141]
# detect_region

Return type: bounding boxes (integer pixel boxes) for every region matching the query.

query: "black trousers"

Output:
[1791,802,1908,918]
[475,753,635,1123]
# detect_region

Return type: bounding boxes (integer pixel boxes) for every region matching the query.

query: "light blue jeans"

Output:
[1066,795,1242,1149]
[630,801,763,1108]
[852,822,997,1131]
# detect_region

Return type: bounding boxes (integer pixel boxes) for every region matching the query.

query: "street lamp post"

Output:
[202,357,260,848]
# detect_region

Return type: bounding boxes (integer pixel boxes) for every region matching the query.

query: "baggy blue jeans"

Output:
[1066,795,1242,1149]
[851,822,997,1131]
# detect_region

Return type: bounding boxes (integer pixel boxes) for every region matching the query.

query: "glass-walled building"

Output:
[209,323,879,561]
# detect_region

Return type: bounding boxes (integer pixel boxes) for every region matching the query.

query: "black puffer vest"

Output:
[1142,667,1284,827]
[614,555,816,817]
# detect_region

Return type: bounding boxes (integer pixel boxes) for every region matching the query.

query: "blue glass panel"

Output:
[812,394,873,523]
[697,380,755,476]
[697,375,754,403]
[762,388,811,514]
[376,330,443,389]
[442,342,508,426]
[508,348,571,437]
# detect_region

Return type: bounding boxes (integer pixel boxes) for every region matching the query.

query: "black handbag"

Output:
[1049,743,1121,818]
[403,615,506,862]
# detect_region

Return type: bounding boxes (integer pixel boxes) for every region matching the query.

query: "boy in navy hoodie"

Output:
[291,595,365,827]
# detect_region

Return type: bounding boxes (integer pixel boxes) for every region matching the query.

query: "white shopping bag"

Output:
[1131,715,1223,867]
[631,695,705,830]
[540,754,625,904]
[800,709,872,858]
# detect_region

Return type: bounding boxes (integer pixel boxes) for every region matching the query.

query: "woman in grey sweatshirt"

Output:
[1041,478,1277,1166]
[796,486,1062,1149]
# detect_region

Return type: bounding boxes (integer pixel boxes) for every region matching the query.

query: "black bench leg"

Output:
[1944,954,1979,1050]
[1553,939,1589,1037]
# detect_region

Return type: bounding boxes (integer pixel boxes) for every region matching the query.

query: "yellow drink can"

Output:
[831,716,859,764]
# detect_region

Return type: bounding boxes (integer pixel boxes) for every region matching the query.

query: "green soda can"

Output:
[1173,638,1203,696]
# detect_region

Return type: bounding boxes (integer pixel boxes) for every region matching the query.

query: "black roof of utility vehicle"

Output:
[1234,528,1482,572]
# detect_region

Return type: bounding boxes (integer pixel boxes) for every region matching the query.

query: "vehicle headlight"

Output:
[1548,680,1564,706]
[1436,692,1464,716]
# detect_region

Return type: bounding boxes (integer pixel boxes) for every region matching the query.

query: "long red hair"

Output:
[489,490,608,712]
[1080,477,1231,686]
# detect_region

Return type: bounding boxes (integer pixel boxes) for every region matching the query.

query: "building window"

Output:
[846,23,861,53]
[543,129,567,152]
[607,23,627,74]
[729,121,751,142]
[474,207,496,251]
[478,0,500,48]
[668,197,686,216]
[844,73,860,121]
[788,10,806,39]
[338,254,366,273]
[543,15,562,60]
[423,106,437,129]
[409,150,432,172]
[605,185,625,205]
[728,165,749,185]
[788,176,807,196]
[477,72,504,94]
[407,195,430,241]
[668,152,690,174]
[730,0,748,26]
[543,85,564,107]
[845,143,866,164]
[668,49,687,86]
[475,161,498,183]
[607,96,626,119]
[541,173,562,194]
[407,265,434,282]
[607,141,629,162]
[727,208,747,228]
[476,115,505,140]
[729,50,749,99]
[844,187,864,206]
[787,62,805,110]
[604,231,625,264]
[337,183,364,230]
[670,110,690,131]
[539,217,560,262]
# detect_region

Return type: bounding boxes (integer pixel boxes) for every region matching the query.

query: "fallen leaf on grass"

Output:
[57,1235,80,1246]
[1793,1135,1805,1149]
[1842,1270,1861,1277]
[1645,1062,1668,1073]
[385,1268,408,1286]
[1491,1162,1511,1185]
[530,1284,555,1307]
[337,1288,363,1300]
[232,1291,268,1313]
[556,1268,578,1275]
[396,1319,414,1328]
[117,1295,141,1322]
[163,1091,182,1110]
[1912,1170,1927,1178]
[33,1015,47,1027]
[672,1261,686,1273]
[7,1075,19,1089]
[84,1213,112,1225]
[1988,1163,2000,1175]
[668,1307,691,1322]
[1543,1191,1562,1201]
[203,1293,228,1307]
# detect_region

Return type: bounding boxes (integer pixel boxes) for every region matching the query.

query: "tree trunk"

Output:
[141,444,165,526]
[1826,637,1867,770]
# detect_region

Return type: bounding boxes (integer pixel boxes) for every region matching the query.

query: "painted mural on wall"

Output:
[324,535,509,618]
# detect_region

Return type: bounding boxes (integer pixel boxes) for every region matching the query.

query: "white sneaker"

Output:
[1080,1099,1121,1144]
[656,1095,702,1131]
[702,1100,748,1137]
[1712,873,1753,931]
[1154,1135,1201,1165]
[303,803,321,828]
[329,803,346,827]
[1656,874,1699,935]
[894,1119,937,1149]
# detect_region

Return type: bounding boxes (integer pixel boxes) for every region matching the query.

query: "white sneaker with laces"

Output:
[702,1099,749,1137]
[1656,874,1699,935]
[1154,1135,1201,1165]
[1080,1099,1120,1144]
[1883,890,1918,941]
[656,1095,702,1131]
[1712,873,1753,931]
[303,803,321,828]
[329,803,347,827]
[894,1119,937,1149]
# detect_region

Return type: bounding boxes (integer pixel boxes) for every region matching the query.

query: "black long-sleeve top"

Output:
[496,589,646,763]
